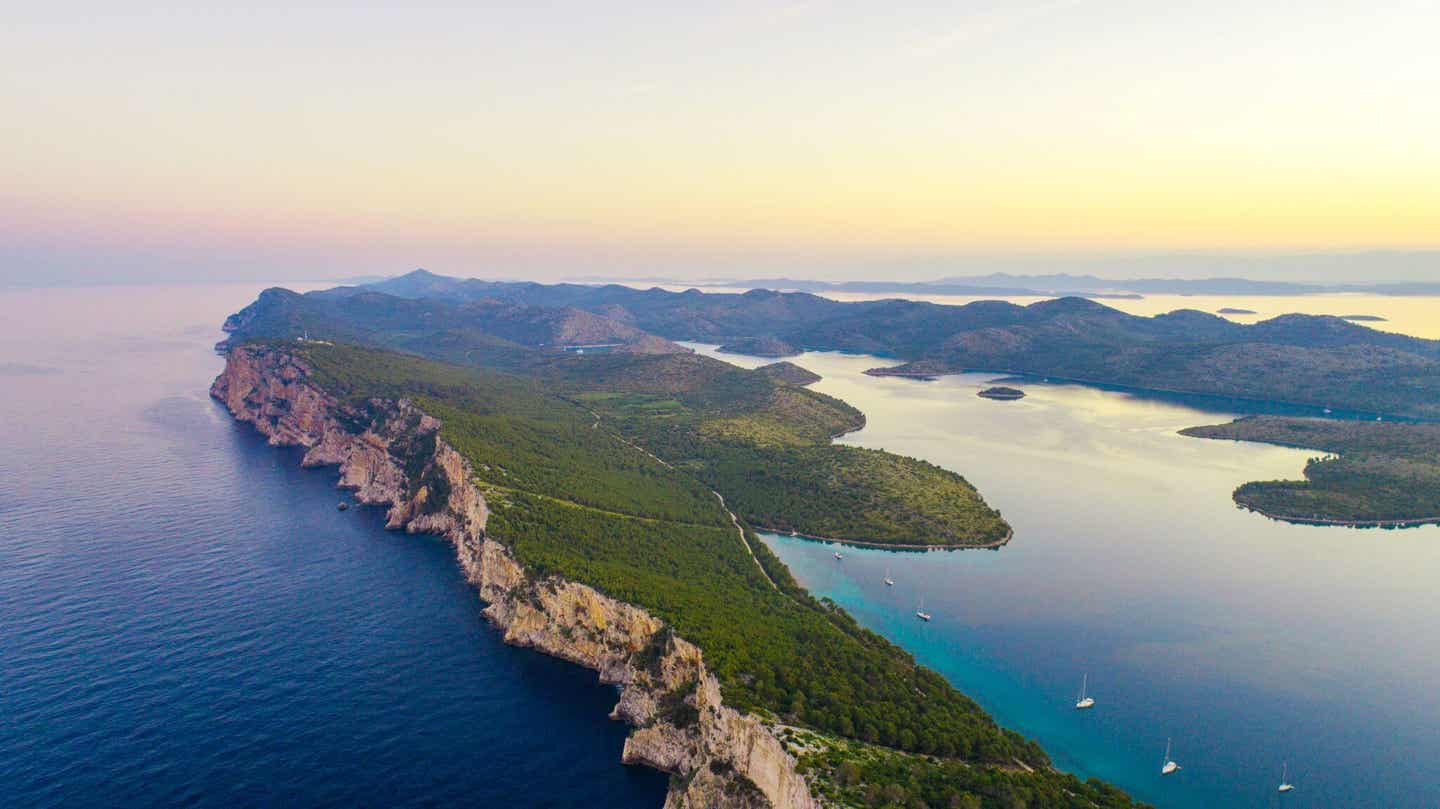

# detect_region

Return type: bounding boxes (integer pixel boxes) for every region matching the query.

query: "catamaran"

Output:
[1278,762,1295,793]
[1074,674,1095,710]
[915,596,931,622]
[1161,739,1180,775]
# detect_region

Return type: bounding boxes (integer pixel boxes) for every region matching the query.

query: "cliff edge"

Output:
[211,344,816,809]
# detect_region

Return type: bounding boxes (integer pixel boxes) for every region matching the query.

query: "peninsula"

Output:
[1182,417,1440,527]
[215,282,1146,807]
[220,270,1440,526]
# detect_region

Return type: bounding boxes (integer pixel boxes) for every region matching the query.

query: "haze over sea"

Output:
[0,284,666,808]
[688,340,1440,809]
[5,281,1440,808]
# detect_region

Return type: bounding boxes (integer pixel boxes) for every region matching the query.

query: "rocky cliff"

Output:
[211,344,816,809]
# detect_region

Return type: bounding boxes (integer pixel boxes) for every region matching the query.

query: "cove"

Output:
[689,343,1440,809]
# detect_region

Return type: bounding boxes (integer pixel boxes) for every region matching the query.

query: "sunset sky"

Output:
[4,2,1439,284]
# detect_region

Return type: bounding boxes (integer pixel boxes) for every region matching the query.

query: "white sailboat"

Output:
[1074,674,1095,710]
[834,551,844,560]
[916,596,932,622]
[1278,762,1295,793]
[1161,738,1180,775]
[884,566,894,586]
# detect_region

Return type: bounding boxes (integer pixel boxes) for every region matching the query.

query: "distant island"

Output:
[1216,307,1256,314]
[570,257,1440,298]
[978,386,1026,400]
[1340,314,1387,322]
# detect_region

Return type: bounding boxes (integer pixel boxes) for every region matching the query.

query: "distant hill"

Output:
[220,283,688,363]
[756,361,821,386]
[717,335,800,357]
[222,271,1440,418]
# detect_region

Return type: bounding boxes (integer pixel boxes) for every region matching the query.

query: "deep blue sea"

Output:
[686,344,1440,809]
[0,285,666,808]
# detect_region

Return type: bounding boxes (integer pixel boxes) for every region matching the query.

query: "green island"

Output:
[280,340,1141,808]
[1182,416,1440,526]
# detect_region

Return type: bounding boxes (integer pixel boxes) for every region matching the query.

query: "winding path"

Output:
[584,407,782,592]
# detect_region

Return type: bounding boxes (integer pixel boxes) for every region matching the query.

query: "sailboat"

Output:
[1074,674,1095,710]
[1278,762,1295,793]
[915,596,932,622]
[834,551,844,560]
[1161,738,1180,775]
[884,566,894,586]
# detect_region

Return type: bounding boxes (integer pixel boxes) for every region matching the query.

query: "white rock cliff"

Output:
[211,344,817,809]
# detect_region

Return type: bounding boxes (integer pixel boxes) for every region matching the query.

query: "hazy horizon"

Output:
[4,3,1439,287]
[5,248,1440,290]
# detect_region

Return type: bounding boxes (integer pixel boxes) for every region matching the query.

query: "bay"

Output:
[690,342,1440,809]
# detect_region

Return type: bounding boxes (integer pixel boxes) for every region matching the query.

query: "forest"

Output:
[289,341,1141,807]
[1182,416,1440,525]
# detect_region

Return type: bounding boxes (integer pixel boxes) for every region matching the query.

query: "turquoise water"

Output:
[0,285,666,808]
[689,343,1440,809]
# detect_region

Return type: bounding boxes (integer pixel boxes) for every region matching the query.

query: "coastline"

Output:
[210,344,818,809]
[865,364,1417,421]
[756,526,1013,551]
[1237,503,1440,529]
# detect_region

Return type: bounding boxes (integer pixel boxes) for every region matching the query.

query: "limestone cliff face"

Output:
[211,344,816,809]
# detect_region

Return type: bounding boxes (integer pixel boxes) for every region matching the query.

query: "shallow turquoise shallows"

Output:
[0,285,666,809]
[687,343,1440,809]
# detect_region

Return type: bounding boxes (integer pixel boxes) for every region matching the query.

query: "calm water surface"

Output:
[0,285,666,808]
[689,343,1440,809]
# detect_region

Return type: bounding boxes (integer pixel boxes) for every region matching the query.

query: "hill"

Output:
[268,340,1141,808]
[279,271,1440,419]
[1182,417,1440,526]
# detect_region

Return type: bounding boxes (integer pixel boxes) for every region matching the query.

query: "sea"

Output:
[5,281,1439,809]
[685,341,1440,809]
[0,284,667,808]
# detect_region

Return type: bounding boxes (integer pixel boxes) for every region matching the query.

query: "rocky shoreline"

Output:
[211,345,816,809]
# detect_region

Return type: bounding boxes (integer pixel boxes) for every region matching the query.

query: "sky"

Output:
[3,1,1439,286]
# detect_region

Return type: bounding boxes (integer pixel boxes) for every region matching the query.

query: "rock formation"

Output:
[211,344,816,809]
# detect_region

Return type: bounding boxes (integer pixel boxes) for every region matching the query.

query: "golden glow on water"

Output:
[689,339,1440,808]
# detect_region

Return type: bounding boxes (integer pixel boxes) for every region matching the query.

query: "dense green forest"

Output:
[783,725,1142,809]
[286,342,1142,806]
[544,353,1009,546]
[1182,416,1440,525]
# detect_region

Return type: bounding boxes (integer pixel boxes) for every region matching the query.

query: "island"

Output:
[1340,314,1387,322]
[978,386,1026,400]
[215,280,1146,809]
[1216,307,1257,315]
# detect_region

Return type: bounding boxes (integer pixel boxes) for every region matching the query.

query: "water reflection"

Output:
[688,343,1440,809]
